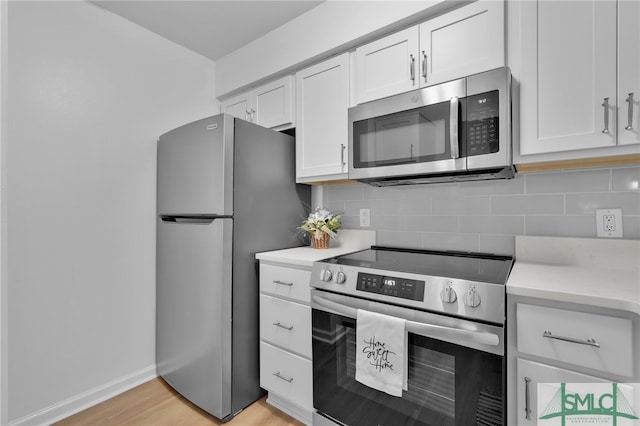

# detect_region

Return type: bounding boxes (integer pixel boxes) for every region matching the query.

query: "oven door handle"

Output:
[311,293,500,347]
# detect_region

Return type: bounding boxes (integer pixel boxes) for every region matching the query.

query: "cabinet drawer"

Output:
[260,295,311,357]
[260,264,311,303]
[260,342,312,411]
[516,358,609,425]
[517,304,633,377]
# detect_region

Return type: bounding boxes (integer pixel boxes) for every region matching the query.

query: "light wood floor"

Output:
[54,378,305,426]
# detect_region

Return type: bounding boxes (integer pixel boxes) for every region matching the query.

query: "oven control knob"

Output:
[319,269,333,282]
[464,286,481,308]
[334,271,346,284]
[440,284,457,304]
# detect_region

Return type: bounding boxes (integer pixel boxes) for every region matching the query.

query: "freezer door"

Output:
[157,114,234,215]
[156,216,233,419]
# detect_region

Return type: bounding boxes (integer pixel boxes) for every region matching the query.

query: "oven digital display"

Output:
[356,272,425,301]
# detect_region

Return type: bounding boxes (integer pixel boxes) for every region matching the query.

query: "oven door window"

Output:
[312,309,504,426]
[352,100,458,169]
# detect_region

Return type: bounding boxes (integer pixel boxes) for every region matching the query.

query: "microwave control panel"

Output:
[465,90,499,156]
[356,272,425,301]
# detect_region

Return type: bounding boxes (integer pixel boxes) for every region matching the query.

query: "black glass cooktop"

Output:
[323,246,514,285]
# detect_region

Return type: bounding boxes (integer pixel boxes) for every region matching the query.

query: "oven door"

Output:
[311,289,504,426]
[348,78,467,181]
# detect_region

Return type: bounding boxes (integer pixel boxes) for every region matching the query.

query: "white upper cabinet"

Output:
[295,53,350,183]
[419,0,504,87]
[618,0,640,146]
[515,0,639,159]
[220,75,294,130]
[355,0,504,104]
[355,26,420,104]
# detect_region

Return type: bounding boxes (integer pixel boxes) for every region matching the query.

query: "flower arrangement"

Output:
[300,208,341,248]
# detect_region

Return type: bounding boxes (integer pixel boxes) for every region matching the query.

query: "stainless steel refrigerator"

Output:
[156,114,310,421]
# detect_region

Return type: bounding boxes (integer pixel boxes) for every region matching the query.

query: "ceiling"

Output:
[92,1,325,61]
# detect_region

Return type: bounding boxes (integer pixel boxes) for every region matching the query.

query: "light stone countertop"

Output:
[506,236,640,315]
[255,229,376,267]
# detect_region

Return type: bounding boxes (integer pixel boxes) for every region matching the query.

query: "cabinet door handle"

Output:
[524,377,532,420]
[626,92,635,130]
[341,144,346,167]
[245,110,250,121]
[601,97,610,134]
[273,280,293,287]
[273,371,294,383]
[409,54,416,84]
[410,143,414,159]
[542,330,600,348]
[273,322,294,331]
[250,108,256,122]
[422,51,427,82]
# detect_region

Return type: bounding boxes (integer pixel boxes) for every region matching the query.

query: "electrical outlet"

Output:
[596,208,623,238]
[359,208,370,227]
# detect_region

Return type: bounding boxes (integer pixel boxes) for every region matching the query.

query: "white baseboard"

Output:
[10,364,157,426]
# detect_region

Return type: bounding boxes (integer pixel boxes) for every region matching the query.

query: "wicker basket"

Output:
[311,231,330,249]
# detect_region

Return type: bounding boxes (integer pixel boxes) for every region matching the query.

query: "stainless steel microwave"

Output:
[348,67,514,186]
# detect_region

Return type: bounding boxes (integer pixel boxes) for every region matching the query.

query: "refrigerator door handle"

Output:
[160,214,232,224]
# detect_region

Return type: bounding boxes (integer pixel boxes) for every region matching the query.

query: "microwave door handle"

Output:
[450,96,460,159]
[311,293,499,347]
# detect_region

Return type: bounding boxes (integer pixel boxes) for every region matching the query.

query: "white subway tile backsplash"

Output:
[422,233,479,252]
[432,196,490,216]
[370,215,407,231]
[491,194,564,215]
[377,231,422,248]
[525,216,597,238]
[525,169,611,193]
[479,235,515,256]
[566,192,640,215]
[612,166,640,191]
[401,196,432,216]
[458,175,525,195]
[621,216,640,239]
[324,166,639,256]
[326,184,364,201]
[406,215,458,233]
[460,215,524,235]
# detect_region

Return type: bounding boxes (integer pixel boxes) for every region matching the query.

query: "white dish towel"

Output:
[355,309,407,397]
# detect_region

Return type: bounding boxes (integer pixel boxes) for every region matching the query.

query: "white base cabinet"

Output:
[259,262,313,425]
[508,296,640,426]
[515,358,608,425]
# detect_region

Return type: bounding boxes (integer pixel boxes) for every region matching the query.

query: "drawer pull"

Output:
[273,280,293,287]
[273,371,294,383]
[542,330,600,348]
[524,376,531,420]
[273,322,294,331]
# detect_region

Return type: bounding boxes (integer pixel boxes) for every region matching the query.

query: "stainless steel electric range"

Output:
[309,246,514,426]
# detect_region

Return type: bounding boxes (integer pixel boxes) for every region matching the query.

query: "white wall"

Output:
[215,0,464,97]
[4,2,217,424]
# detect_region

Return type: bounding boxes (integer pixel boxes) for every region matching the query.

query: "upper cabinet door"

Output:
[220,92,252,122]
[419,0,504,87]
[253,75,295,130]
[220,76,295,130]
[355,26,419,104]
[518,0,617,155]
[618,0,640,146]
[295,53,350,182]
